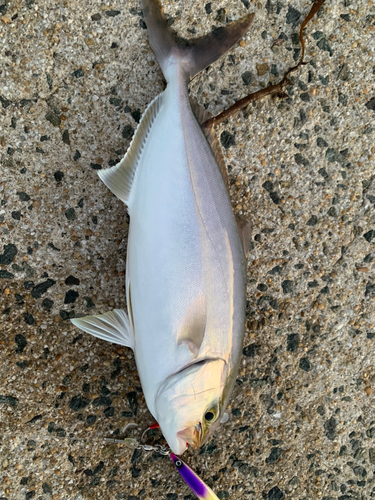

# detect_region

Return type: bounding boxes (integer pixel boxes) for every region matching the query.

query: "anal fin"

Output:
[71,309,134,349]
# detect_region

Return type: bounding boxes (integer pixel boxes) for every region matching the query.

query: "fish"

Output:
[71,0,252,455]
[170,453,219,500]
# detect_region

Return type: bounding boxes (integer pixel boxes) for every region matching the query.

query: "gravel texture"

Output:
[1,0,375,499]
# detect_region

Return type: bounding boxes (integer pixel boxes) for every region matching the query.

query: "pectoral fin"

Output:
[177,295,207,357]
[71,309,134,349]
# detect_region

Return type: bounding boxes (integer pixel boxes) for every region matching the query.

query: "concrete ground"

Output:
[1,0,375,499]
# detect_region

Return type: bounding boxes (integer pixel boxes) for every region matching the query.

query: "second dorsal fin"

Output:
[190,98,229,191]
[98,92,164,205]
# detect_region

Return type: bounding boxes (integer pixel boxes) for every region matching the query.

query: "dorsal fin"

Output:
[98,92,164,204]
[235,215,251,257]
[204,126,229,191]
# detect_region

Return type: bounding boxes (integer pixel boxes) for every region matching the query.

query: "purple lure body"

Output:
[170,453,219,500]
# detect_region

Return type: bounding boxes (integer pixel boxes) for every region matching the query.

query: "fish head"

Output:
[155,358,229,455]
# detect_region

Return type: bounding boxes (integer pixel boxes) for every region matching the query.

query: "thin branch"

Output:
[202,0,327,129]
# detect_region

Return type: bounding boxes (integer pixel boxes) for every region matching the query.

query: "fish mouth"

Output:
[177,422,203,449]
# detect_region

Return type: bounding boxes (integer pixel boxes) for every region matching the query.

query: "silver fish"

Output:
[71,0,252,455]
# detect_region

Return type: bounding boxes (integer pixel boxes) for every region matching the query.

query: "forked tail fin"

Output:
[141,0,254,82]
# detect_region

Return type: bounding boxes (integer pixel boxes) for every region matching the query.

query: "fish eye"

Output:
[175,460,182,467]
[204,411,215,422]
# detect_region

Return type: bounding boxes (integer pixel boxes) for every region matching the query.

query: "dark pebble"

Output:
[205,3,212,14]
[31,279,56,299]
[0,270,14,279]
[243,343,259,357]
[268,265,281,275]
[0,95,11,108]
[262,181,274,192]
[17,192,30,201]
[365,98,375,111]
[42,483,52,494]
[11,211,21,220]
[86,415,96,425]
[287,333,299,352]
[93,461,104,474]
[300,92,310,102]
[241,71,252,85]
[24,280,35,289]
[131,109,141,123]
[122,124,134,140]
[0,243,17,265]
[282,280,294,294]
[307,215,318,226]
[0,395,18,407]
[64,208,76,220]
[340,13,350,21]
[45,110,61,127]
[105,10,120,16]
[121,411,133,418]
[84,296,95,308]
[324,416,337,440]
[127,391,138,415]
[23,313,35,325]
[15,334,27,353]
[220,131,235,149]
[317,38,332,56]
[92,396,112,407]
[240,0,250,8]
[54,171,64,182]
[266,447,283,464]
[26,491,35,499]
[268,486,284,500]
[294,153,309,166]
[73,150,81,161]
[69,395,89,411]
[286,6,301,24]
[91,13,101,21]
[64,290,79,304]
[353,466,367,478]
[72,68,84,78]
[90,163,102,170]
[363,229,375,243]
[318,167,328,179]
[317,137,328,148]
[299,357,311,372]
[62,130,70,145]
[65,275,80,286]
[327,207,337,217]
[109,97,122,106]
[104,406,115,418]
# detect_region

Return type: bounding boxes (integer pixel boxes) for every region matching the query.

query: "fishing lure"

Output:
[170,453,219,500]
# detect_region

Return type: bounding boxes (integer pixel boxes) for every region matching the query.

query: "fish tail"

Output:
[141,0,254,82]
